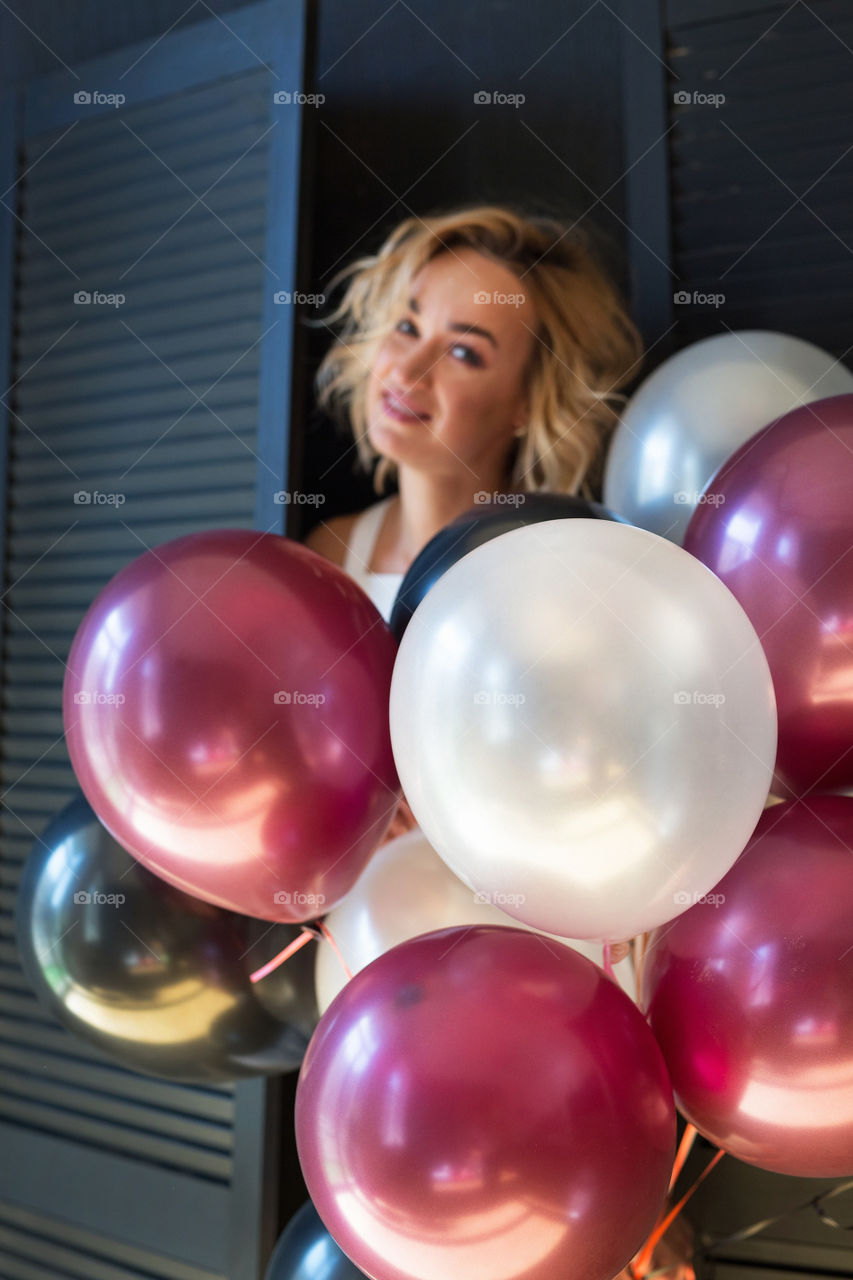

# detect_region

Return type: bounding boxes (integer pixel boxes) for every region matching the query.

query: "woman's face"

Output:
[365,247,539,485]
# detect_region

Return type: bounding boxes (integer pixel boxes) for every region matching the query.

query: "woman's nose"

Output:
[392,341,432,388]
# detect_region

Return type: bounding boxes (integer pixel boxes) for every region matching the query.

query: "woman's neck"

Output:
[389,465,514,569]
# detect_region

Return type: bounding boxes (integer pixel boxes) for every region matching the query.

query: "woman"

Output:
[306,202,643,840]
[304,203,643,614]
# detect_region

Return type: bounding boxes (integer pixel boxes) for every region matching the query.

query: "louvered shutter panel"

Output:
[622,0,853,365]
[667,0,853,357]
[0,3,310,1277]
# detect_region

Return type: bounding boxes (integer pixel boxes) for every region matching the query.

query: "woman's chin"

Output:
[366,419,420,463]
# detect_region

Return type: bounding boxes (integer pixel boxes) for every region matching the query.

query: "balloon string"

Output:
[602,942,615,980]
[316,919,353,980]
[630,1124,699,1279]
[634,931,649,996]
[250,928,315,983]
[630,1148,724,1280]
[669,1124,698,1193]
[644,1264,695,1280]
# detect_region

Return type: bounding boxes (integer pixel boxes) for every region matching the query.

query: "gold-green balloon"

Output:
[16,793,318,1081]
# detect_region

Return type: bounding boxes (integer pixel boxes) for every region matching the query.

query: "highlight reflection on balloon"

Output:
[297,926,675,1280]
[684,393,853,797]
[16,793,319,1081]
[63,530,400,922]
[643,796,853,1177]
[314,826,637,1013]
[390,519,777,941]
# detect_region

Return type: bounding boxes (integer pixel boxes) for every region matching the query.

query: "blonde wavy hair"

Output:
[313,204,644,499]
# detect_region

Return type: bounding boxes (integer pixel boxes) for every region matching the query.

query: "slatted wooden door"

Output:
[622,0,853,366]
[0,2,312,1276]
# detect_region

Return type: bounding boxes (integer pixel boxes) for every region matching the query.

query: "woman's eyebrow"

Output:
[409,295,498,348]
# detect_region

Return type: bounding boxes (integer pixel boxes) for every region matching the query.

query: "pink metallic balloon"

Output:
[642,796,853,1177]
[296,925,675,1280]
[684,393,853,796]
[63,531,400,923]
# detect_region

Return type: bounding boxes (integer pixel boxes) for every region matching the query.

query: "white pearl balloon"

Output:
[314,826,637,1013]
[603,330,853,544]
[389,519,777,942]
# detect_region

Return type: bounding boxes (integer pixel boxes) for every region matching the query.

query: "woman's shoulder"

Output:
[303,511,359,568]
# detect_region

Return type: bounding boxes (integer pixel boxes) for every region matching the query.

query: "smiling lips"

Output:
[381,390,431,423]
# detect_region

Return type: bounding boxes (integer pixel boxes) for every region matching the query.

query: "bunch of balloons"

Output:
[291,486,777,1280]
[23,326,853,1278]
[599,329,853,1186]
[605,330,853,798]
[20,532,400,1082]
[292,334,853,1279]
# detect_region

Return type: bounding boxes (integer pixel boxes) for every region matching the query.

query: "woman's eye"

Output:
[394,319,482,367]
[450,343,484,367]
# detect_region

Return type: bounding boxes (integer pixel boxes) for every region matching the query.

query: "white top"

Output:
[342,496,405,624]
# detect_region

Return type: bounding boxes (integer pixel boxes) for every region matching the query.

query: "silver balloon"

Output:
[389,520,777,942]
[603,330,853,544]
[314,827,637,1013]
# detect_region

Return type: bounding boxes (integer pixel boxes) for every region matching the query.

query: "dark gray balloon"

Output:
[266,1201,365,1280]
[15,792,319,1082]
[389,492,623,640]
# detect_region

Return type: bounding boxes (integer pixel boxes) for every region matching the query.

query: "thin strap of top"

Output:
[342,496,396,576]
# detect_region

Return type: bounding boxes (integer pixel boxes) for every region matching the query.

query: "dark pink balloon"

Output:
[296,926,675,1280]
[63,531,400,922]
[684,393,853,796]
[642,795,853,1177]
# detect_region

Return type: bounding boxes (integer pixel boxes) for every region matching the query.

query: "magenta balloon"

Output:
[684,393,853,796]
[642,796,853,1177]
[296,925,675,1280]
[63,531,400,922]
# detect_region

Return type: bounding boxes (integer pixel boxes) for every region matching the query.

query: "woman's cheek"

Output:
[440,395,501,454]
